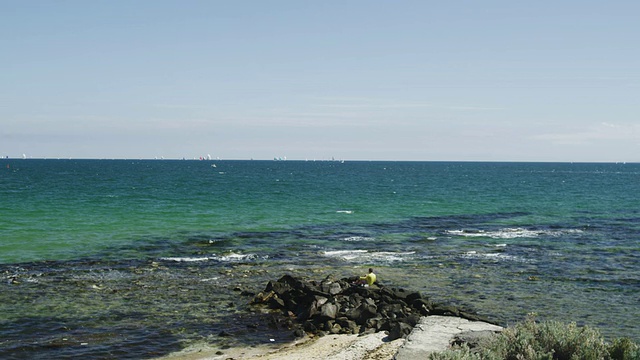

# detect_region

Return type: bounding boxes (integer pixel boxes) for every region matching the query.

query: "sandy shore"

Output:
[157,316,503,360]
[157,332,404,360]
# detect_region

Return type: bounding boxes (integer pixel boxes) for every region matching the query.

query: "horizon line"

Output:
[3,157,637,164]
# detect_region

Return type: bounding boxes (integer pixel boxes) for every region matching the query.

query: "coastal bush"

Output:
[488,315,608,360]
[428,345,495,360]
[608,337,640,360]
[429,315,640,360]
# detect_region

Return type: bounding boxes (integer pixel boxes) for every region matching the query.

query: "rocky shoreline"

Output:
[157,275,503,360]
[250,274,497,341]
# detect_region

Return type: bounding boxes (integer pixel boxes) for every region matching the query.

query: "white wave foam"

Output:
[161,253,259,263]
[447,228,583,239]
[336,210,354,214]
[342,236,373,242]
[462,251,525,262]
[211,253,259,262]
[369,251,416,262]
[161,256,210,262]
[323,250,368,260]
[322,249,415,262]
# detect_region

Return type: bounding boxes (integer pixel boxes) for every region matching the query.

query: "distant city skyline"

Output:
[2,1,639,162]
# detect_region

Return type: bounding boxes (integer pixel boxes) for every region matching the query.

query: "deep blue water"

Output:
[1,160,638,358]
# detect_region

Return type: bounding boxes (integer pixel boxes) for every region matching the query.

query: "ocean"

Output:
[1,159,638,359]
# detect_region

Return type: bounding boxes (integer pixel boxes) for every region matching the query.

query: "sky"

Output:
[1,1,639,162]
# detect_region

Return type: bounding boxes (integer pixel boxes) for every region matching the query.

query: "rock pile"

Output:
[251,274,493,340]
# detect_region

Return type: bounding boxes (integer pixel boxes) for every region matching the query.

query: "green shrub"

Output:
[608,337,640,360]
[429,315,640,360]
[429,344,500,360]
[492,315,608,360]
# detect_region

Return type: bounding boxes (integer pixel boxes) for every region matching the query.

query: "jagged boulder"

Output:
[250,275,493,340]
[319,302,338,320]
[389,321,414,340]
[346,302,378,324]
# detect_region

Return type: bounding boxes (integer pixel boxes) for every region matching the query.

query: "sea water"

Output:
[1,160,638,359]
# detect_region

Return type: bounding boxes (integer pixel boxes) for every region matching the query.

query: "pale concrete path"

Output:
[394,316,503,360]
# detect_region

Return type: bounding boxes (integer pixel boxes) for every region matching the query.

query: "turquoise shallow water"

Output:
[1,160,639,358]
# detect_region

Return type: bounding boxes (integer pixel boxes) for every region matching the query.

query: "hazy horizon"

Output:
[5,156,638,164]
[2,1,639,163]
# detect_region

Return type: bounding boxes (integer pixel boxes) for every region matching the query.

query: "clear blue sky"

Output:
[2,1,639,161]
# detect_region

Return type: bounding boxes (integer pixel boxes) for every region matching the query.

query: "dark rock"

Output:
[405,291,422,303]
[293,328,306,338]
[452,330,499,349]
[250,274,491,339]
[329,322,342,334]
[373,318,392,331]
[378,287,418,303]
[319,276,344,295]
[265,280,289,296]
[303,320,317,332]
[379,303,404,318]
[404,313,421,327]
[328,282,342,295]
[336,317,359,334]
[269,296,285,309]
[345,276,360,283]
[430,304,460,316]
[388,321,413,341]
[346,303,377,324]
[319,302,338,320]
[412,298,434,315]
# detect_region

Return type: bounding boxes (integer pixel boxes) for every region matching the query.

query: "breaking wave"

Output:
[461,250,527,262]
[446,227,583,239]
[322,249,415,263]
[342,236,373,242]
[160,253,261,263]
[160,256,211,262]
